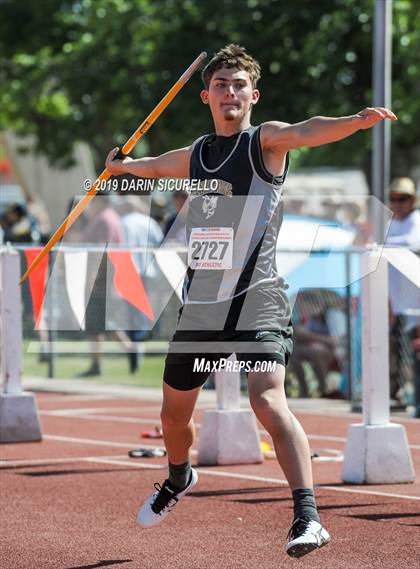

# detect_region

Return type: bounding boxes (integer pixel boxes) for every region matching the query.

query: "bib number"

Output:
[188,227,233,270]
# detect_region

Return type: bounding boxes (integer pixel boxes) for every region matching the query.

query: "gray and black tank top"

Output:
[184,125,289,304]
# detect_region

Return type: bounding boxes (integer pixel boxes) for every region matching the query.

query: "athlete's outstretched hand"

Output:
[105,147,133,175]
[354,107,397,129]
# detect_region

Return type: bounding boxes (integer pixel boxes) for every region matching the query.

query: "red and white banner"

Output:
[64,251,88,330]
[107,251,154,320]
[154,249,186,302]
[24,248,48,328]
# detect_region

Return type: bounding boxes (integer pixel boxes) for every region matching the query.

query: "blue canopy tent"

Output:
[276,214,363,398]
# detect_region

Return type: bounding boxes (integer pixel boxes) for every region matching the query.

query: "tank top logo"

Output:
[202,195,218,219]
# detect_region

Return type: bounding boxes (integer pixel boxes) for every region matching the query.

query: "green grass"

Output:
[22,341,343,396]
[22,342,165,388]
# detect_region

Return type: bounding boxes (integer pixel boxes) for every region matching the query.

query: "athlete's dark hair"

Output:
[201,44,261,89]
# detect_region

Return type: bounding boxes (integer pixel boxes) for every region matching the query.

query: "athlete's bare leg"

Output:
[247,364,313,489]
[160,382,202,464]
[136,381,201,527]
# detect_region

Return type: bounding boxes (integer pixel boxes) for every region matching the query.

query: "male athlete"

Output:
[105,45,396,558]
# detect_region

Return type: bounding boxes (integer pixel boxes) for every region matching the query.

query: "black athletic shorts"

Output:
[163,285,293,391]
[163,295,294,392]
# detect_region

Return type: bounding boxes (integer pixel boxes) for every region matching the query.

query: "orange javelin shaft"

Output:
[19,51,207,284]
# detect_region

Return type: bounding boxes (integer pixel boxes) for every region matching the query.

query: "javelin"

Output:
[19,51,207,284]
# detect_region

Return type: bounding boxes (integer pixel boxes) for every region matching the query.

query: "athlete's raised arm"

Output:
[260,107,398,152]
[105,146,192,179]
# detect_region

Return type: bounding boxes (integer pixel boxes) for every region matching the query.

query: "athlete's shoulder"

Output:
[259,121,291,148]
[191,133,210,148]
[260,120,291,129]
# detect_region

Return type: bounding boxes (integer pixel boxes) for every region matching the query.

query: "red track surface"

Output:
[1,392,419,569]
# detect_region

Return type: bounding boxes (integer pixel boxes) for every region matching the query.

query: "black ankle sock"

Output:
[168,460,192,491]
[292,488,320,523]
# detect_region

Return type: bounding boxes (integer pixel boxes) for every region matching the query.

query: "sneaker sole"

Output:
[137,468,198,528]
[286,536,331,558]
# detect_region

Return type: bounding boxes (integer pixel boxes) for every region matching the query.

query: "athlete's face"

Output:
[201,67,259,123]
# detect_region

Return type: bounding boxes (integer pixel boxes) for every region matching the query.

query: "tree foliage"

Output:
[0,0,418,176]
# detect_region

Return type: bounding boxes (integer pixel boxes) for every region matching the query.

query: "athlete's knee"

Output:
[248,368,286,414]
[250,389,290,432]
[160,406,193,431]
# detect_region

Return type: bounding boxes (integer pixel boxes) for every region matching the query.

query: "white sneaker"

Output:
[137,468,198,528]
[285,518,331,558]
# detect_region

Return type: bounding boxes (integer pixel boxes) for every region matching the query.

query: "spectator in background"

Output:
[336,201,370,245]
[163,189,189,244]
[79,193,130,377]
[320,196,341,221]
[27,197,51,243]
[387,177,419,246]
[336,201,361,232]
[150,192,167,226]
[119,195,163,274]
[118,195,163,373]
[290,292,345,398]
[63,196,88,243]
[386,177,420,412]
[0,203,40,243]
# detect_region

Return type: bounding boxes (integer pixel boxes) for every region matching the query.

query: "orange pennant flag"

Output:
[107,251,154,321]
[24,248,49,328]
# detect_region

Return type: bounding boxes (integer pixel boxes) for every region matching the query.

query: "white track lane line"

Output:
[42,412,157,425]
[198,467,420,502]
[41,407,164,416]
[292,408,420,425]
[84,457,164,469]
[43,433,343,463]
[38,395,113,403]
[0,455,129,468]
[40,398,419,424]
[43,434,163,449]
[40,402,213,415]
[2,451,417,501]
[40,412,420,451]
[316,484,420,500]
[42,434,198,455]
[37,435,420,502]
[78,457,420,502]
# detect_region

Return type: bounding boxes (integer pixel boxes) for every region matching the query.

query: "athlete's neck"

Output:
[213,117,252,137]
